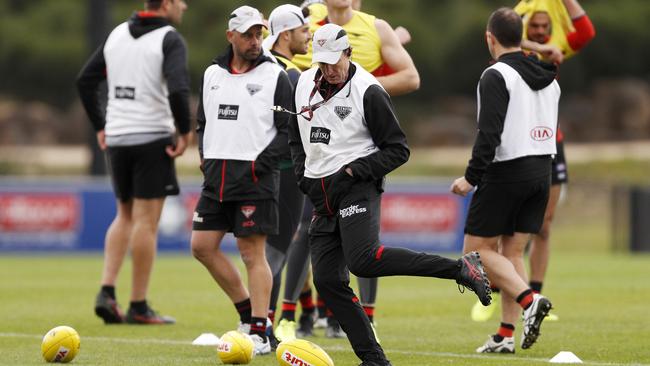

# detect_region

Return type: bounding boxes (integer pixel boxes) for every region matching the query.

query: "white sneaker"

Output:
[314,316,328,329]
[237,321,250,334]
[521,294,553,349]
[325,320,346,338]
[476,335,515,353]
[275,319,297,342]
[249,334,271,355]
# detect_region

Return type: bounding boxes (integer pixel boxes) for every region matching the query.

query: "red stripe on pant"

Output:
[375,245,385,260]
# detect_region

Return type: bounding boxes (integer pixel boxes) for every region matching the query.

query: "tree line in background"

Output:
[0,0,649,146]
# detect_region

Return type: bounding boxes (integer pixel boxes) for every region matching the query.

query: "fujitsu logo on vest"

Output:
[218,104,239,120]
[310,127,331,144]
[115,86,135,100]
[530,126,553,141]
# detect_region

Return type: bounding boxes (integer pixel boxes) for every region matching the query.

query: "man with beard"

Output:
[452,7,560,353]
[190,5,292,356]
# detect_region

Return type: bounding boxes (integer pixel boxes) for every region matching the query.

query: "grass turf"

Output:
[1,156,649,365]
[1,248,649,365]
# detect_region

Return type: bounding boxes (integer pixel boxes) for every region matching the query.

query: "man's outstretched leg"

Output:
[337,191,492,305]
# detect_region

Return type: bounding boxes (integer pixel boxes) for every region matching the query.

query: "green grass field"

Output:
[1,248,649,366]
[1,156,649,365]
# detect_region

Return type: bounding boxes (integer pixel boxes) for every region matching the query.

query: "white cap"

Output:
[262,5,308,51]
[228,5,266,33]
[300,0,324,8]
[312,23,350,64]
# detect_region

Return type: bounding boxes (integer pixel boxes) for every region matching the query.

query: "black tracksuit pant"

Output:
[309,181,461,363]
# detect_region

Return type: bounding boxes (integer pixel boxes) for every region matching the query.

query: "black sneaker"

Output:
[296,311,315,337]
[457,252,492,306]
[94,291,124,324]
[126,305,175,325]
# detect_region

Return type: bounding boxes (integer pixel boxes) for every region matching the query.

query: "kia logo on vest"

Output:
[218,104,239,120]
[530,126,553,141]
[310,126,331,144]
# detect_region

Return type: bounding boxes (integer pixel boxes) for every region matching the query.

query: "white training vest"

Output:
[201,61,284,161]
[478,62,561,162]
[295,62,381,178]
[103,22,175,136]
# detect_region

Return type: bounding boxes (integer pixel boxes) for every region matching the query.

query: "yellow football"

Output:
[276,339,334,366]
[217,330,255,364]
[41,326,80,363]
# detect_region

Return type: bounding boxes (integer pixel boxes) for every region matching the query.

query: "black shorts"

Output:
[106,137,179,202]
[192,194,278,237]
[464,175,550,237]
[552,140,568,185]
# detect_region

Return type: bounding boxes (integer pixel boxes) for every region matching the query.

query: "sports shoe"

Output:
[521,294,552,349]
[471,292,500,322]
[457,252,492,306]
[325,318,346,338]
[314,316,328,329]
[250,334,271,355]
[237,321,251,334]
[125,305,175,324]
[476,335,515,353]
[275,319,297,342]
[94,291,124,324]
[296,312,315,337]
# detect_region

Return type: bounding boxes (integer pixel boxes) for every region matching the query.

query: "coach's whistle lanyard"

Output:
[271,74,351,121]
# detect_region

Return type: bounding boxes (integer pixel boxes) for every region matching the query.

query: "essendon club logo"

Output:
[334,106,352,121]
[241,205,256,219]
[115,86,135,99]
[282,351,313,366]
[530,126,553,141]
[310,127,331,144]
[218,104,239,120]
[246,83,263,96]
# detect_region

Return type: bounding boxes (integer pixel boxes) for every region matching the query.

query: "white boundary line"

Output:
[1,332,647,366]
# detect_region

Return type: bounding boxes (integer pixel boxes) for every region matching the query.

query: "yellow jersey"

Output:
[515,0,577,60]
[274,54,301,73]
[293,4,385,74]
